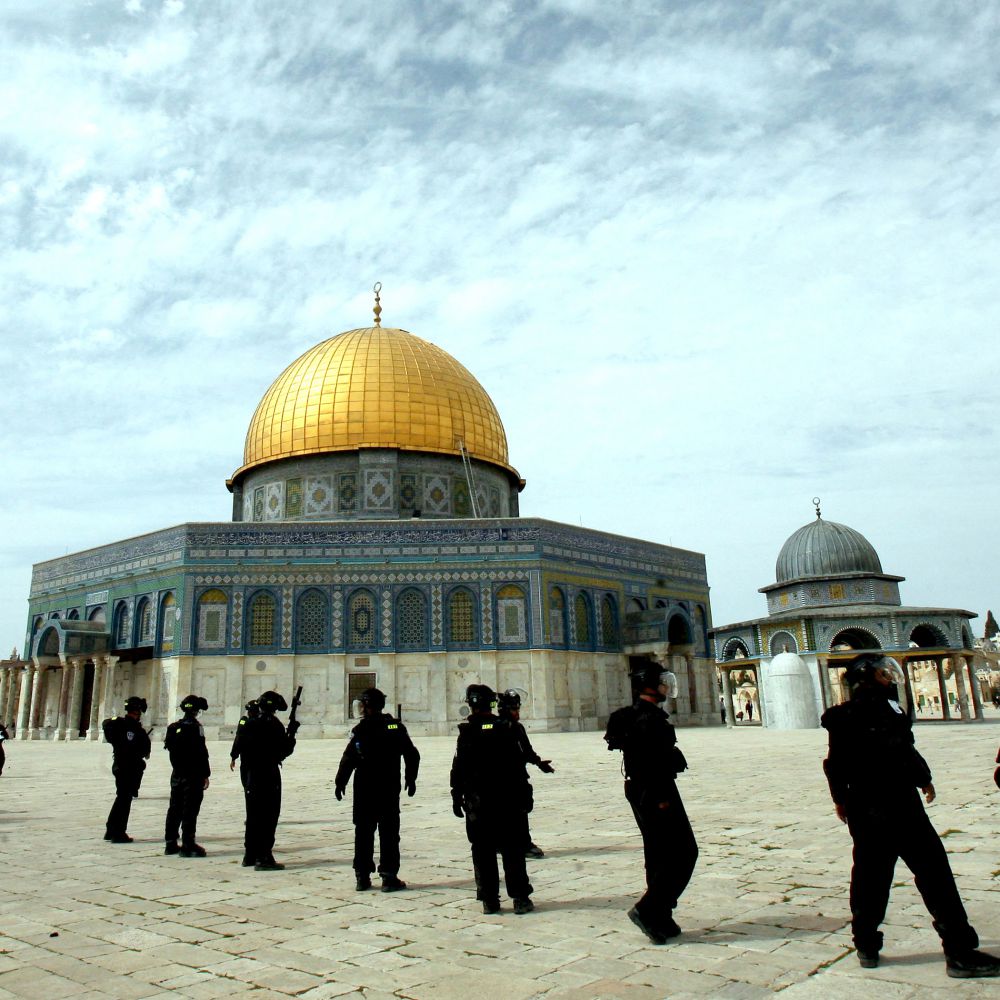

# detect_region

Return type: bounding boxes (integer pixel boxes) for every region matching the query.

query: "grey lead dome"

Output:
[775,516,883,583]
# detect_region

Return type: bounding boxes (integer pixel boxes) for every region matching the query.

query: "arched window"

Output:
[574,592,592,648]
[830,627,880,652]
[549,587,567,647]
[769,630,798,656]
[114,603,132,648]
[249,592,277,648]
[600,594,618,648]
[295,589,328,648]
[625,598,645,615]
[88,606,106,624]
[447,588,477,647]
[197,589,228,649]
[159,593,176,653]
[348,590,377,650]
[49,611,61,619]
[497,584,527,645]
[397,589,428,648]
[137,598,154,645]
[67,608,80,620]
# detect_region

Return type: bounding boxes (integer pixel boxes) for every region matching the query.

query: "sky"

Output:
[2,0,999,656]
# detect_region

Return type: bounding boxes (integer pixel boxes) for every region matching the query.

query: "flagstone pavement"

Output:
[1,720,998,1000]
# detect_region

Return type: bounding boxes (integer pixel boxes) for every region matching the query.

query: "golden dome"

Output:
[232,326,515,481]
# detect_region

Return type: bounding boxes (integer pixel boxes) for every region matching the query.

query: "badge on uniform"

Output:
[482,723,493,730]
[387,724,398,730]
[126,731,134,741]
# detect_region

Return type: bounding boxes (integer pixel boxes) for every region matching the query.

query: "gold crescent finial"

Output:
[813,496,822,519]
[373,282,382,327]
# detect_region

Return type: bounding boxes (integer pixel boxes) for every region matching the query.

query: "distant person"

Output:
[102,697,151,843]
[745,698,753,722]
[163,695,211,857]
[335,688,419,892]
[0,720,9,775]
[822,654,1000,978]
[994,746,999,791]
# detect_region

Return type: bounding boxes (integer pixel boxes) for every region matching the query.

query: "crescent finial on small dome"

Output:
[812,496,821,519]
[373,282,382,328]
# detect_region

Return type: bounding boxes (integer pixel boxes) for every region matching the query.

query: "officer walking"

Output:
[604,662,697,945]
[163,695,211,857]
[334,688,420,892]
[822,654,1000,978]
[497,689,554,858]
[450,684,534,915]
[103,696,151,843]
[239,690,297,871]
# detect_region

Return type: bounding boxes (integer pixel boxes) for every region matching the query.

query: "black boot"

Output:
[180,843,207,858]
[164,841,180,856]
[255,855,285,871]
[381,875,407,892]
[355,873,372,891]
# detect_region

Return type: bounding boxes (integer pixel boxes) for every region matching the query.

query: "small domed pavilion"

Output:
[710,501,984,728]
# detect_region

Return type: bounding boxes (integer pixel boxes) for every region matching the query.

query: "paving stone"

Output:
[2,726,999,998]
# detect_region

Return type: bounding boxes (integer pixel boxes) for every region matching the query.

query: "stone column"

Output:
[0,669,9,723]
[16,666,34,738]
[26,664,45,739]
[65,660,86,739]
[816,656,832,710]
[720,666,736,729]
[89,656,116,739]
[966,656,985,721]
[952,655,971,722]
[5,667,22,731]
[935,658,952,720]
[55,660,73,739]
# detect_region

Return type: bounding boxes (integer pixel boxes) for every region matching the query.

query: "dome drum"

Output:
[232,449,519,523]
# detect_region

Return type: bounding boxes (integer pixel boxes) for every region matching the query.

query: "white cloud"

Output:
[1,0,999,651]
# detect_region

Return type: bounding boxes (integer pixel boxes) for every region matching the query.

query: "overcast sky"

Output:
[3,0,999,656]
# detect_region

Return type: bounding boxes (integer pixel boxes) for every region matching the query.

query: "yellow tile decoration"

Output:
[234,326,515,480]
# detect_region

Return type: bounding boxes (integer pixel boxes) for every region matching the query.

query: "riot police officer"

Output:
[103,696,151,843]
[239,690,297,871]
[497,688,554,858]
[163,695,211,857]
[822,654,1000,978]
[604,662,697,944]
[230,699,259,861]
[334,688,420,892]
[450,684,534,915]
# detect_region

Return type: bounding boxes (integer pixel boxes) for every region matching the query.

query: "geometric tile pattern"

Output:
[431,584,443,645]
[331,589,343,646]
[381,589,392,646]
[305,475,334,516]
[481,583,493,644]
[338,474,358,514]
[264,482,284,522]
[423,474,449,514]
[230,592,241,648]
[281,585,293,647]
[364,469,393,511]
[285,478,303,518]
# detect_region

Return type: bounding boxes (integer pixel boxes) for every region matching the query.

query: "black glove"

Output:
[452,799,464,818]
[287,719,300,737]
[335,786,344,801]
[538,760,555,773]
[406,781,416,797]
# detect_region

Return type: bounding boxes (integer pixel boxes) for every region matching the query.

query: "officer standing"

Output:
[163,695,211,858]
[239,690,297,871]
[334,688,420,892]
[450,684,534,915]
[102,696,151,843]
[230,698,260,862]
[0,720,9,776]
[604,663,697,945]
[822,654,1000,978]
[497,689,554,858]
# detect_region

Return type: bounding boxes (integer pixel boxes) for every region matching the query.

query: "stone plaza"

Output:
[1,721,998,999]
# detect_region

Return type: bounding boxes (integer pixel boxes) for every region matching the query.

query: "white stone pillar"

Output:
[952,655,971,722]
[16,666,34,738]
[65,660,86,740]
[54,661,72,739]
[720,666,736,728]
[0,669,9,723]
[5,667,21,731]
[936,658,952,720]
[26,664,45,739]
[966,656,985,721]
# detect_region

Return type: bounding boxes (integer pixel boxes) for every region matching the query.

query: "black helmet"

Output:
[245,699,260,717]
[498,689,521,712]
[258,690,287,713]
[359,688,386,711]
[844,654,903,690]
[629,661,678,700]
[180,694,209,712]
[465,684,496,712]
[124,696,147,714]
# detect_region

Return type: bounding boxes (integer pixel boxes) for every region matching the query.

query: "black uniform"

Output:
[500,714,551,851]
[164,716,211,849]
[604,699,698,931]
[103,715,151,839]
[0,722,9,776]
[450,713,533,907]
[239,714,296,864]
[822,689,979,958]
[335,713,420,879]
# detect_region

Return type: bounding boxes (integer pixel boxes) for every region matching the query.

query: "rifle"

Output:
[287,685,303,736]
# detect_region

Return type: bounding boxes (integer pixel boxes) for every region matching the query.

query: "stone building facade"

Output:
[19,305,716,739]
